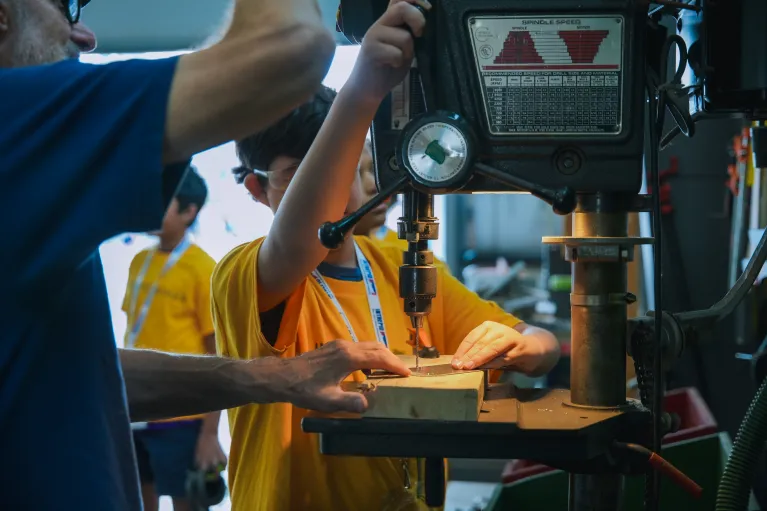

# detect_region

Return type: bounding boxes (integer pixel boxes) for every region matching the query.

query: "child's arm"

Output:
[256,0,429,312]
[452,322,560,376]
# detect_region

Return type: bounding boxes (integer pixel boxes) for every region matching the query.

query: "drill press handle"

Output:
[474,162,577,216]
[318,175,409,249]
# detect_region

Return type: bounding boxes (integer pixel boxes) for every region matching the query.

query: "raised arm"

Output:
[256,0,427,309]
[164,0,337,163]
[119,341,409,422]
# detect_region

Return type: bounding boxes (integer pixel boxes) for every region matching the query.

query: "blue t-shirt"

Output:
[0,57,188,510]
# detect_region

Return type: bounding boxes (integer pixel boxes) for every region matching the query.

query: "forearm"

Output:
[165,0,335,162]
[201,411,222,435]
[519,325,561,377]
[259,88,379,300]
[120,349,287,422]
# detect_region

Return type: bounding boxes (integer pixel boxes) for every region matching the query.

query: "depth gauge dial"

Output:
[397,112,476,192]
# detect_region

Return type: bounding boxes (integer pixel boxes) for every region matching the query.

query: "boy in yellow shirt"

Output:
[123,167,227,511]
[212,2,560,509]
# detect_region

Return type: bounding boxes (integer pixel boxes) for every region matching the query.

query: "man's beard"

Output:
[12,32,76,66]
[9,6,78,67]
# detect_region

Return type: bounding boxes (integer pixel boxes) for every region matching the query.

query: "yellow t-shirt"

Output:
[122,243,216,420]
[211,236,521,511]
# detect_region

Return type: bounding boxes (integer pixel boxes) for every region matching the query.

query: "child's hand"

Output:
[451,321,559,375]
[195,432,228,471]
[346,0,430,106]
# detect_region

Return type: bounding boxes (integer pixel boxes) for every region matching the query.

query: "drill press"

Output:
[310,0,767,509]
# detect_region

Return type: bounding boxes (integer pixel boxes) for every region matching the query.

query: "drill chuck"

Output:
[400,264,437,316]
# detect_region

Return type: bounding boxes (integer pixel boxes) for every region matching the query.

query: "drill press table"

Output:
[303,383,648,464]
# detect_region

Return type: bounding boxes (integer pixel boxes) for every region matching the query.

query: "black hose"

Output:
[715,378,767,511]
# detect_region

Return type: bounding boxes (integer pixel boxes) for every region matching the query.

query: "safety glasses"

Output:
[58,0,82,24]
[258,159,366,192]
[256,164,299,192]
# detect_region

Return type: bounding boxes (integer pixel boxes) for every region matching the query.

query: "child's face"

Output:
[354,147,390,235]
[259,151,368,219]
[151,198,196,237]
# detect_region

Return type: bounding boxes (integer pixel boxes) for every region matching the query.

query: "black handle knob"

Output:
[318,175,409,249]
[551,186,576,215]
[318,222,347,250]
[425,457,446,507]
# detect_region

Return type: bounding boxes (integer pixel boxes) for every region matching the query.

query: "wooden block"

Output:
[356,355,485,421]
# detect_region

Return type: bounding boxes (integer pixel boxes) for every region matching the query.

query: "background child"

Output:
[123,167,227,511]
[212,2,559,509]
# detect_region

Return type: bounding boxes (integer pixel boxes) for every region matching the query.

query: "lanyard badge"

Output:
[311,242,389,348]
[126,238,191,348]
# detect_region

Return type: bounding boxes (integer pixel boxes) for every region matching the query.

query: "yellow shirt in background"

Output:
[122,243,216,421]
[211,236,520,511]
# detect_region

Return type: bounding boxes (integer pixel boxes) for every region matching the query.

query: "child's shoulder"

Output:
[128,248,151,268]
[186,243,216,266]
[355,235,402,269]
[212,237,266,282]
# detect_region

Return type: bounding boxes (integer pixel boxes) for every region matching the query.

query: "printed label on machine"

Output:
[468,15,624,136]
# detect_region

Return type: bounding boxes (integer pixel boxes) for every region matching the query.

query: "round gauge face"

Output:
[405,121,470,185]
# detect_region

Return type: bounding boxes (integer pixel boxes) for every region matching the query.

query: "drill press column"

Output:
[562,199,637,511]
[570,210,629,407]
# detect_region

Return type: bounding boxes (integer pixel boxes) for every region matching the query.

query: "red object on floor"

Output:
[500,387,717,484]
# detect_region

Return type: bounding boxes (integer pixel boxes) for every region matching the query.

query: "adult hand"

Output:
[451,321,550,374]
[281,340,411,413]
[346,0,430,106]
[195,432,227,471]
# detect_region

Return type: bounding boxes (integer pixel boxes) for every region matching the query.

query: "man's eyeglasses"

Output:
[58,0,82,24]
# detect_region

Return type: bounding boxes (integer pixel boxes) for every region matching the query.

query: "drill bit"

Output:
[415,324,421,371]
[411,316,424,371]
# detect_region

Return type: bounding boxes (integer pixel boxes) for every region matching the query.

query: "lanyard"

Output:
[126,237,191,348]
[375,225,389,240]
[310,242,388,348]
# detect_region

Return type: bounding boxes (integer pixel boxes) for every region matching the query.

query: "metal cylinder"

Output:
[569,208,629,511]
[570,211,628,407]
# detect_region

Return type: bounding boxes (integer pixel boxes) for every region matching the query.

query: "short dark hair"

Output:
[233,85,337,184]
[175,166,208,217]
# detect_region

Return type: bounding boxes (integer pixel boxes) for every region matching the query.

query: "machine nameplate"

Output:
[468,15,624,136]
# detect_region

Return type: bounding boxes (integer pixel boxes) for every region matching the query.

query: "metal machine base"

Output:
[302,385,650,469]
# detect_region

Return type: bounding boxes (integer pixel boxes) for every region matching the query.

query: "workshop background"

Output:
[81,1,767,510]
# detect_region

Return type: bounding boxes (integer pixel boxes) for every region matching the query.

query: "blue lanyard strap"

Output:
[310,242,388,348]
[126,238,191,348]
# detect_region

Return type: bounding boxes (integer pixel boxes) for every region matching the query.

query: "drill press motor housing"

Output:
[339,0,647,196]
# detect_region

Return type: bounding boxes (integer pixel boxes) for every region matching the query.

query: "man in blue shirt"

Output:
[0,0,411,509]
